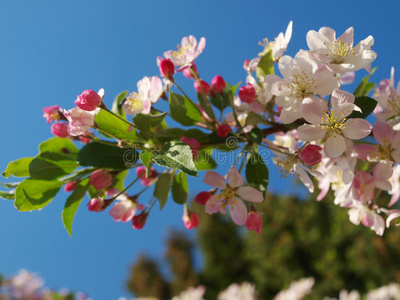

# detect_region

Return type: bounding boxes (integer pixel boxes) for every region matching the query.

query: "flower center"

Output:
[258,38,276,56]
[387,96,400,114]
[273,155,298,177]
[173,43,192,59]
[375,139,393,161]
[287,72,316,98]
[126,92,143,112]
[318,110,346,137]
[327,40,355,63]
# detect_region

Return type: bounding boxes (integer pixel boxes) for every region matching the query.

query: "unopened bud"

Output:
[87,198,104,212]
[132,211,149,230]
[245,211,263,234]
[211,75,226,94]
[183,63,198,79]
[64,181,78,192]
[159,58,175,80]
[182,210,200,230]
[195,191,211,205]
[299,144,322,166]
[51,122,70,138]
[89,169,113,190]
[74,89,102,111]
[239,83,256,103]
[194,80,211,96]
[43,105,62,123]
[217,124,232,138]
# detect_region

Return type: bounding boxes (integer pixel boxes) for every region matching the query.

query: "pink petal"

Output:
[203,171,226,189]
[229,199,247,225]
[205,195,224,214]
[324,135,346,158]
[227,166,244,188]
[373,120,392,145]
[386,210,400,227]
[236,187,264,203]
[300,98,327,124]
[297,167,314,193]
[343,119,372,139]
[297,125,325,141]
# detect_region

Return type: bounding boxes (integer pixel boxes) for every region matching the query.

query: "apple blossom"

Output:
[107,188,144,223]
[217,124,232,137]
[299,144,322,166]
[306,26,377,73]
[132,211,148,230]
[122,76,163,115]
[211,75,226,94]
[194,80,211,96]
[238,83,256,103]
[136,166,157,186]
[182,209,200,230]
[63,106,99,136]
[163,35,206,69]
[203,166,263,225]
[266,50,339,123]
[182,62,199,79]
[348,202,385,235]
[245,211,263,234]
[43,105,62,123]
[87,198,104,212]
[297,89,372,158]
[258,20,293,61]
[194,191,211,205]
[64,181,78,193]
[157,57,175,80]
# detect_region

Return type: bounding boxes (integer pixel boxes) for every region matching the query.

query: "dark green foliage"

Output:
[127,192,400,299]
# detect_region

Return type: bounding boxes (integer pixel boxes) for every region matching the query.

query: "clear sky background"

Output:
[0,1,399,299]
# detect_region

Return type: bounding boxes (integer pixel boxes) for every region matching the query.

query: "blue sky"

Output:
[0,1,399,299]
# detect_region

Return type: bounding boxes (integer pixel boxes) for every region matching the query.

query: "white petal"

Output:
[300,98,327,124]
[297,125,325,141]
[297,166,314,193]
[229,199,247,225]
[343,119,372,139]
[203,171,226,189]
[324,135,346,158]
[205,195,224,214]
[236,187,264,203]
[227,166,244,188]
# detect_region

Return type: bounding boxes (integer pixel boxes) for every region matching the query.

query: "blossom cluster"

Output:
[1,21,399,237]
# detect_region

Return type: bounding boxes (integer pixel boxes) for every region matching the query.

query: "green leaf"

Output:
[172,172,188,205]
[39,137,78,155]
[210,94,231,112]
[15,179,63,211]
[256,50,274,80]
[153,172,174,210]
[246,152,269,195]
[195,150,217,171]
[249,127,263,144]
[0,190,15,200]
[77,142,137,169]
[155,128,210,144]
[111,169,128,191]
[133,112,167,133]
[62,178,90,237]
[152,141,198,177]
[95,109,140,141]
[354,67,377,97]
[29,152,79,180]
[139,151,153,177]
[169,92,203,126]
[198,93,216,120]
[226,82,241,104]
[245,112,269,127]
[347,96,378,119]
[2,157,34,178]
[0,182,19,189]
[112,90,128,117]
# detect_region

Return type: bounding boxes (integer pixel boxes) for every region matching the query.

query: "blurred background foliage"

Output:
[126,191,400,299]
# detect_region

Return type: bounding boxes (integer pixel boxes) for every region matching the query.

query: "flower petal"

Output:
[324,135,346,158]
[297,124,325,142]
[236,187,264,203]
[343,119,372,139]
[300,97,327,124]
[203,171,226,189]
[227,166,244,188]
[205,195,224,214]
[229,199,247,225]
[373,119,392,145]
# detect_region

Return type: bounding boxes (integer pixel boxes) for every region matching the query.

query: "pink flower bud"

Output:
[299,144,323,166]
[136,166,158,186]
[245,211,263,234]
[194,80,211,96]
[195,191,211,205]
[159,58,175,80]
[211,75,226,94]
[43,105,62,123]
[63,107,98,136]
[182,62,198,79]
[87,198,104,212]
[74,89,102,111]
[64,181,78,192]
[51,122,70,138]
[217,124,232,138]
[182,210,200,230]
[132,211,149,230]
[180,136,200,159]
[89,169,113,190]
[239,83,256,103]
